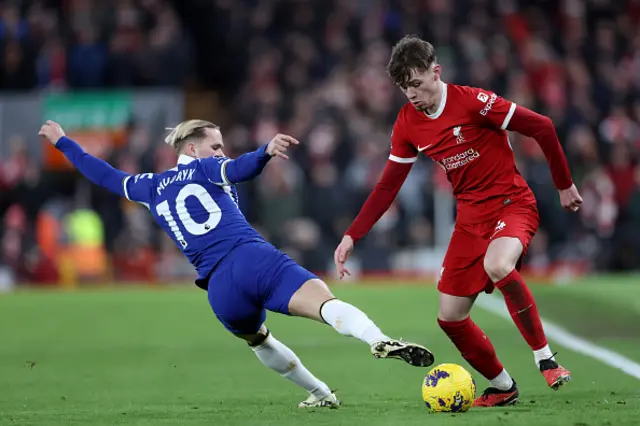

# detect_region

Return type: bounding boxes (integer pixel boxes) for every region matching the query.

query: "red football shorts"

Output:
[437,201,540,297]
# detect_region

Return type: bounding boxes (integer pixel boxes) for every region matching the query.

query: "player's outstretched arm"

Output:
[39,120,129,197]
[221,133,299,184]
[334,160,412,278]
[507,107,583,212]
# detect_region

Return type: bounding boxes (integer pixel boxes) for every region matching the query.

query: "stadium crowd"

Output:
[1,0,640,286]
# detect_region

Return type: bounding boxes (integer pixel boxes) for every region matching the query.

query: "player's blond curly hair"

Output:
[164,119,219,153]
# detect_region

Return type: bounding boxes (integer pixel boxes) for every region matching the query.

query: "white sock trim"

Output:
[319,298,338,324]
[250,332,272,351]
[533,344,555,367]
[489,368,514,391]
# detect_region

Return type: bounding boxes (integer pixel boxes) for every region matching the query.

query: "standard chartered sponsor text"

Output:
[440,148,481,171]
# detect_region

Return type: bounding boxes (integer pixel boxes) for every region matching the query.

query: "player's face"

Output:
[192,128,225,158]
[401,65,442,113]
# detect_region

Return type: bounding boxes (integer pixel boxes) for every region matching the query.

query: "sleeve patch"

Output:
[479,93,498,116]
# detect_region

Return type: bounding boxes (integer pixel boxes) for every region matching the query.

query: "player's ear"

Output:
[432,64,441,80]
[185,141,196,157]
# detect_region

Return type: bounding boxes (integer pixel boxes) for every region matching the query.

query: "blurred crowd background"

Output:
[1,0,640,288]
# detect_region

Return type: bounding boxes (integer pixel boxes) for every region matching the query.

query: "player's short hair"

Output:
[164,119,219,153]
[387,35,437,88]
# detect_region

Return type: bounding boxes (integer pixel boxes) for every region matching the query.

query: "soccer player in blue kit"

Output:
[39,119,434,409]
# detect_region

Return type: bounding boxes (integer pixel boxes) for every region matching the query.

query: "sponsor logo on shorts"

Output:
[439,148,480,171]
[479,93,497,116]
[491,220,506,239]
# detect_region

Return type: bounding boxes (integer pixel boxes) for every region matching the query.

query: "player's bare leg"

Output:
[437,292,519,407]
[485,236,571,390]
[235,325,339,409]
[288,278,434,367]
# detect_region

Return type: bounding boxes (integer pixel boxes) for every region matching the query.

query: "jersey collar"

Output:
[423,81,447,120]
[177,154,197,165]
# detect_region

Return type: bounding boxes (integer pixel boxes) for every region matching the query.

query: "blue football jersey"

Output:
[122,154,265,288]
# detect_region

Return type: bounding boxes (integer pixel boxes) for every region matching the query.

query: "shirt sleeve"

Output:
[200,156,231,185]
[200,144,272,185]
[389,110,418,164]
[345,159,413,242]
[55,136,129,198]
[465,86,517,130]
[507,105,573,190]
[123,173,155,208]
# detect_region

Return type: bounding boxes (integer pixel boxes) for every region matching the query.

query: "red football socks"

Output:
[495,269,548,351]
[438,317,504,380]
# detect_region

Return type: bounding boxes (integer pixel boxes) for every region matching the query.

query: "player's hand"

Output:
[334,235,354,279]
[38,120,66,146]
[266,133,299,160]
[559,184,583,212]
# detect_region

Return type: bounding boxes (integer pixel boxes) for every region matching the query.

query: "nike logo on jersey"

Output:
[417,144,432,152]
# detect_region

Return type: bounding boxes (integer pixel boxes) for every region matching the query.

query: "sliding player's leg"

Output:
[484,207,571,390]
[208,264,338,409]
[234,324,339,409]
[437,227,518,407]
[285,277,433,367]
[248,240,433,367]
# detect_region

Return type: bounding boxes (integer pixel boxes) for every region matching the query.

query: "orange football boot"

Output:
[473,381,519,407]
[540,356,571,390]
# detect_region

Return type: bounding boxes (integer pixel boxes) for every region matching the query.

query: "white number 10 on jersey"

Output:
[156,183,221,248]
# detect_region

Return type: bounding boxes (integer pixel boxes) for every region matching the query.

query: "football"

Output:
[422,363,476,413]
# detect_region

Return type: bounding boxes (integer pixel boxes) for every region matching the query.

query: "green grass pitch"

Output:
[2,280,640,425]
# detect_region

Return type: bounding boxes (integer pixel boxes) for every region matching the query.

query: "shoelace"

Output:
[539,352,560,370]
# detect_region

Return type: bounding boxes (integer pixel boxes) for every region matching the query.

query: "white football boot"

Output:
[371,339,435,367]
[298,392,340,409]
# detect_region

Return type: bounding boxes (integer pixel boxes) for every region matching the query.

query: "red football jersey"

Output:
[390,82,535,224]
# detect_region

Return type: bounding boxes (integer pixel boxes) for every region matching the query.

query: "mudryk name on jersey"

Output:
[156,169,196,196]
[122,155,264,288]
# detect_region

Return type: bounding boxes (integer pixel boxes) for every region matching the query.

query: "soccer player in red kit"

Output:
[334,36,584,407]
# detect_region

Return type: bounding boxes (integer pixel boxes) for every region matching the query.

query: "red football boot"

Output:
[473,380,519,407]
[540,357,571,390]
